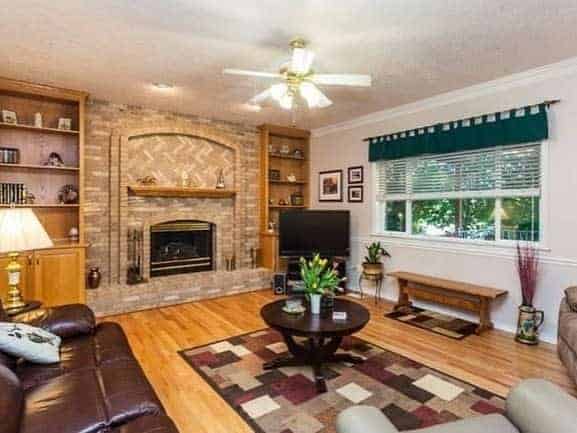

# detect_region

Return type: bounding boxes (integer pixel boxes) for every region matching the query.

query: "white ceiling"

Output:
[3,0,577,129]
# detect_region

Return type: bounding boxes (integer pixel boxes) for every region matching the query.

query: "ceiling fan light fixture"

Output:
[270,83,288,101]
[291,48,315,75]
[300,82,332,108]
[279,93,294,110]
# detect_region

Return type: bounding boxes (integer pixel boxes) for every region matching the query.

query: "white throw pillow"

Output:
[0,322,61,364]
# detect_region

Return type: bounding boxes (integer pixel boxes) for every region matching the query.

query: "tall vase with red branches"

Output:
[515,242,544,345]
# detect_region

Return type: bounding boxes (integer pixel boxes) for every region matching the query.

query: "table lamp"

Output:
[0,207,53,310]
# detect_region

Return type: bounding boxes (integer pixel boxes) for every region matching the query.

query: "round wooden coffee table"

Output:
[260,298,370,393]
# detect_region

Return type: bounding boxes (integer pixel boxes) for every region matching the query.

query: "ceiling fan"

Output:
[223,38,372,111]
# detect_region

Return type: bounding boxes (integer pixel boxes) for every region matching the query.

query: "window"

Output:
[376,144,542,243]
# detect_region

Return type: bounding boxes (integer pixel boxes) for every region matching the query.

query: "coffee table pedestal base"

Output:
[263,332,364,393]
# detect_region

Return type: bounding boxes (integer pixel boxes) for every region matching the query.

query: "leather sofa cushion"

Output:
[22,362,163,433]
[98,358,163,425]
[22,369,108,433]
[17,322,136,389]
[14,304,96,339]
[0,365,24,433]
[559,298,577,354]
[110,415,179,433]
[565,286,577,312]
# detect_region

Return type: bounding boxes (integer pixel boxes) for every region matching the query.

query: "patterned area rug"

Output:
[179,328,504,433]
[385,306,478,339]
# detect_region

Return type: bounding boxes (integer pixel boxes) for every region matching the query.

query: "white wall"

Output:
[310,58,577,343]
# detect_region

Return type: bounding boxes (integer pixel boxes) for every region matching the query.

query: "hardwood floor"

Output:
[103,290,574,433]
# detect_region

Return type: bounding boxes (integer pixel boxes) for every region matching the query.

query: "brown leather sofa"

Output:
[0,301,178,433]
[559,296,577,384]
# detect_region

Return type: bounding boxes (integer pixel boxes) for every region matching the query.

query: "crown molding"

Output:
[312,56,577,138]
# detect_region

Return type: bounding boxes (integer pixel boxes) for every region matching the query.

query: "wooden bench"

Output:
[387,271,507,335]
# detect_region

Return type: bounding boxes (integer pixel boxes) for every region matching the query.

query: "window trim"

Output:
[372,141,549,248]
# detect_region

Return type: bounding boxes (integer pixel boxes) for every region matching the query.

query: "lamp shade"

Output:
[0,208,53,253]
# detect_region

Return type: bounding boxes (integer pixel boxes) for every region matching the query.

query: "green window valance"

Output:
[367,103,550,162]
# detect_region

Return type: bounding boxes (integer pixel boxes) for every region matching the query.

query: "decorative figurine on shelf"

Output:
[25,191,35,205]
[58,184,79,204]
[278,198,288,206]
[34,113,43,128]
[280,143,290,155]
[1,110,17,124]
[287,173,297,183]
[180,170,190,187]
[216,168,225,189]
[293,149,304,159]
[57,117,72,130]
[44,152,64,167]
[268,221,276,232]
[268,198,274,205]
[268,143,276,155]
[68,227,79,242]
[136,175,157,185]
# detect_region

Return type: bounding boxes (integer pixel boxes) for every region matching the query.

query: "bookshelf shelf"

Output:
[0,121,79,135]
[0,163,79,172]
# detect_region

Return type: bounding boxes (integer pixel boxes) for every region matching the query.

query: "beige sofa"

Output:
[559,296,577,384]
[336,379,576,433]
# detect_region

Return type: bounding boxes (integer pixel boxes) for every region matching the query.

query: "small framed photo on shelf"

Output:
[1,110,17,124]
[348,166,363,184]
[57,117,72,130]
[348,185,363,203]
[269,169,281,181]
[319,169,343,202]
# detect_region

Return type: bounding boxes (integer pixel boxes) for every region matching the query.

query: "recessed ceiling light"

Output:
[152,82,174,89]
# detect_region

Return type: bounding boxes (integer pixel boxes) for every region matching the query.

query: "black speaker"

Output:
[273,273,286,295]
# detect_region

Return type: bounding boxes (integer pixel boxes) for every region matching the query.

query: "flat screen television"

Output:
[279,210,350,257]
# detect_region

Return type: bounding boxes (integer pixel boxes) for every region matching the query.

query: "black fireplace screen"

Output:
[150,220,214,277]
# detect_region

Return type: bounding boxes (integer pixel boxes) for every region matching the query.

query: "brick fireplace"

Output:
[84,100,271,316]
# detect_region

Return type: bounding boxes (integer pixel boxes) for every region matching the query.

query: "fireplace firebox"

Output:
[150,220,214,277]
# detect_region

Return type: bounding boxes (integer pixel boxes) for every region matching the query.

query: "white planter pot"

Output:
[309,294,322,315]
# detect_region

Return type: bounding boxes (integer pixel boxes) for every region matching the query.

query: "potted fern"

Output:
[299,254,342,314]
[362,241,391,276]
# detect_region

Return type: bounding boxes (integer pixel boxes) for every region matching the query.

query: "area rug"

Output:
[178,328,504,433]
[385,306,478,340]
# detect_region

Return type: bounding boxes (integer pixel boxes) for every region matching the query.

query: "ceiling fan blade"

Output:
[300,82,332,108]
[248,87,272,105]
[291,48,315,74]
[311,74,372,87]
[223,69,282,79]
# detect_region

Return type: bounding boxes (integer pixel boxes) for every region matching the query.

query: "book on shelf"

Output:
[0,147,19,164]
[0,183,27,204]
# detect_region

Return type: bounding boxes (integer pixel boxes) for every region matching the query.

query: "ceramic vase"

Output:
[87,267,102,289]
[515,305,544,345]
[309,294,322,315]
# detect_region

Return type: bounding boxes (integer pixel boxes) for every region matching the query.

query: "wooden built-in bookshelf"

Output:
[259,124,310,270]
[0,77,88,307]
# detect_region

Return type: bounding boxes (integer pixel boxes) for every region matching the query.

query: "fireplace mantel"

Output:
[128,185,237,199]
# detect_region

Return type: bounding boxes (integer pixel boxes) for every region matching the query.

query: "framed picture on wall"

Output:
[319,170,343,202]
[348,185,363,203]
[348,166,363,184]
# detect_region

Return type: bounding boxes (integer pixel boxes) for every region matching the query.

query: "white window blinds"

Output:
[376,144,541,201]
